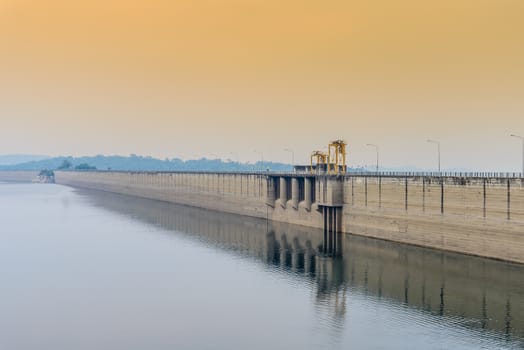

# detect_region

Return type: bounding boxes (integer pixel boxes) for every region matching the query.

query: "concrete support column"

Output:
[304,177,312,211]
[291,178,299,209]
[328,207,333,252]
[279,177,287,208]
[266,177,276,207]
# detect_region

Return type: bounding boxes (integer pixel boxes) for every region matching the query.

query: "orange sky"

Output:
[1,0,523,170]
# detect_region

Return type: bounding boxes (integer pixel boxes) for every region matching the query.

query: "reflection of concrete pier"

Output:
[80,189,524,342]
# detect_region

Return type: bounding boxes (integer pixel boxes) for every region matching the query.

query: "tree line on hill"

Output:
[0,155,293,172]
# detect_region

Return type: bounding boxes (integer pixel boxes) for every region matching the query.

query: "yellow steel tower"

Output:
[327,140,347,174]
[310,151,328,174]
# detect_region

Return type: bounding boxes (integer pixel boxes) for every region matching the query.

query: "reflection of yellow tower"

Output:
[327,140,347,174]
[310,151,328,173]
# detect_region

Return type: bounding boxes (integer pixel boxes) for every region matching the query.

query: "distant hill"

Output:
[0,155,293,172]
[0,154,50,166]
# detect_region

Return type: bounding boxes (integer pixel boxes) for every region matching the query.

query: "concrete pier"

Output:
[279,177,287,208]
[303,177,312,211]
[291,178,299,209]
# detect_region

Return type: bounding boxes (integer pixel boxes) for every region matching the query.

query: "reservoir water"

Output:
[1,183,523,349]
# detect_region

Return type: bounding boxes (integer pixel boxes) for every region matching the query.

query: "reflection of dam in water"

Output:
[78,188,524,342]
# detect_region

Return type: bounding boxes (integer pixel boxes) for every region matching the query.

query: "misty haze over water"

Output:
[1,183,523,349]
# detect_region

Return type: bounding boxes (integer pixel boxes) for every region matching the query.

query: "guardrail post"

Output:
[365,177,368,207]
[379,176,382,208]
[440,179,444,215]
[483,179,486,218]
[422,177,426,212]
[404,177,408,211]
[351,177,354,205]
[507,179,511,220]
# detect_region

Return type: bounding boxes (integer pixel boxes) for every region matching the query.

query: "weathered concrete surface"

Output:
[342,177,524,264]
[54,171,524,264]
[0,170,38,182]
[55,171,269,219]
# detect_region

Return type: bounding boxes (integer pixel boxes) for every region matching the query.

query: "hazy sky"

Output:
[1,0,523,170]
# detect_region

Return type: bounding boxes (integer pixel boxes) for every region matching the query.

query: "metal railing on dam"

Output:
[29,168,523,179]
[345,171,524,179]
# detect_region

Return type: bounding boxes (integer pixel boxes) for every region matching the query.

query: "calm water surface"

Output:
[1,183,524,349]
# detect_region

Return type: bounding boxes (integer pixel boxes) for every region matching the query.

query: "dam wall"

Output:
[52,170,524,264]
[341,176,524,264]
[55,170,269,219]
[55,170,326,229]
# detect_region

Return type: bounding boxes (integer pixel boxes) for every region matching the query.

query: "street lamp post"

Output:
[427,139,441,172]
[253,150,264,171]
[284,148,295,170]
[366,144,379,173]
[510,134,524,176]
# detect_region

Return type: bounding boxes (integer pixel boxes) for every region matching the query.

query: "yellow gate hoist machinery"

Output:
[310,140,347,175]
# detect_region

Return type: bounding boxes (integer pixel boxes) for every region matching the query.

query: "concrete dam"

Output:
[49,170,524,264]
